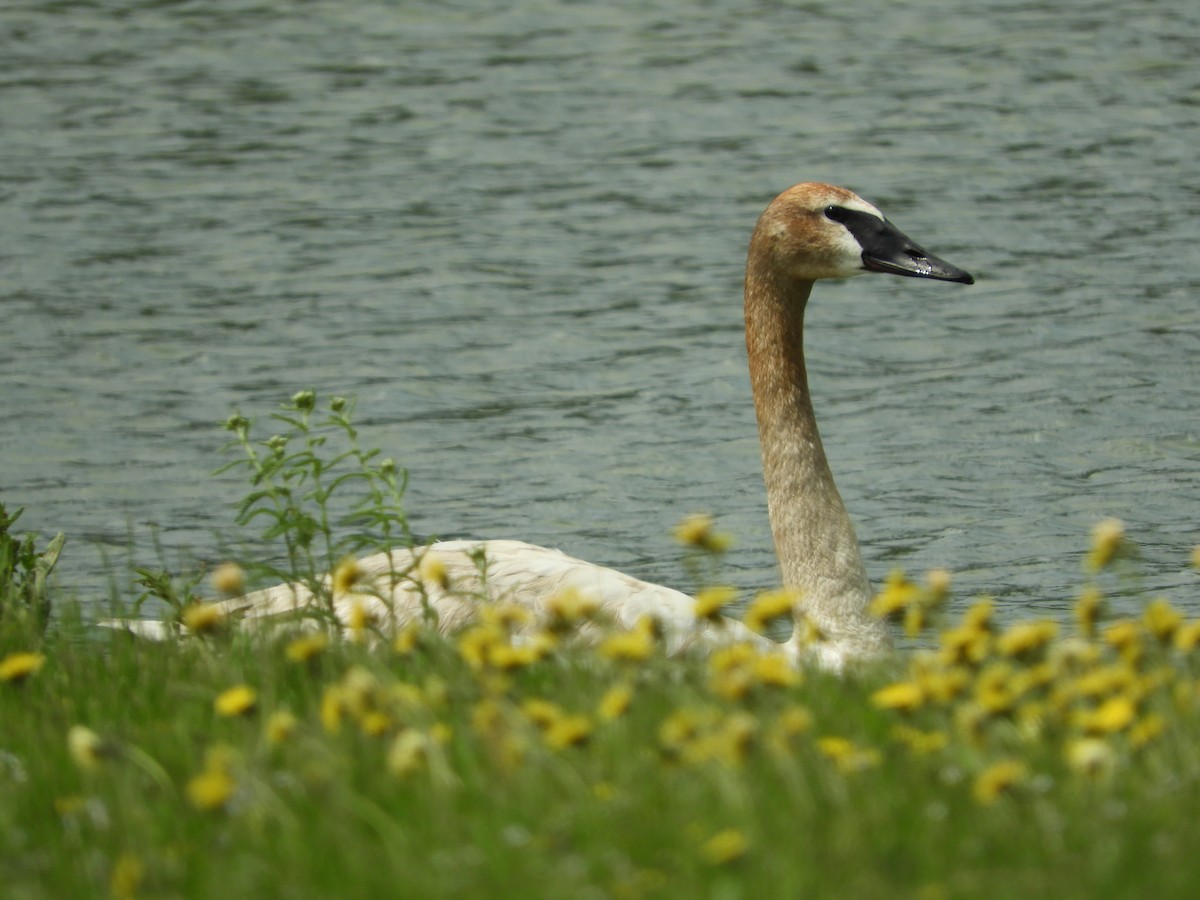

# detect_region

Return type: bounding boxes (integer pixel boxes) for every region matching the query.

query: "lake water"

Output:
[3,0,1198,624]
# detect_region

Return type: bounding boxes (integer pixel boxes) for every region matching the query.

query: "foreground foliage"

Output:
[3,394,1199,898]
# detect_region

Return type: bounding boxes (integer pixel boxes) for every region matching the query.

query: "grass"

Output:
[3,393,1200,899]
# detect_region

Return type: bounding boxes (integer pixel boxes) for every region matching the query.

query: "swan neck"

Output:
[744,253,889,657]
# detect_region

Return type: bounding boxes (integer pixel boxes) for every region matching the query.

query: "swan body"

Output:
[117,183,972,670]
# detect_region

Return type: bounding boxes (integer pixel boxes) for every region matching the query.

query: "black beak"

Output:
[831,207,974,284]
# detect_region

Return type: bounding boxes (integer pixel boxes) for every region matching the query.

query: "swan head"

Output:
[754,182,974,285]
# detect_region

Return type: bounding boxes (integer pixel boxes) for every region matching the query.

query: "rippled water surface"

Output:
[3,0,1198,620]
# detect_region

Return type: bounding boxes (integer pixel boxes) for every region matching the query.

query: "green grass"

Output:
[3,394,1199,898]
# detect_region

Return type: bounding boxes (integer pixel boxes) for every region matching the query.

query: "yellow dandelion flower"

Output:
[974,663,1019,716]
[1065,738,1116,778]
[545,588,600,629]
[744,589,798,634]
[752,652,799,688]
[997,620,1059,658]
[775,706,813,737]
[924,568,952,606]
[488,642,545,670]
[903,604,927,638]
[481,602,534,632]
[387,730,429,777]
[817,736,882,773]
[1085,517,1127,572]
[1129,712,1165,749]
[110,852,143,900]
[320,686,344,734]
[417,550,450,590]
[209,561,245,596]
[0,651,45,684]
[67,725,110,772]
[1080,696,1137,735]
[521,698,564,728]
[1174,620,1200,653]
[331,556,363,595]
[345,599,377,640]
[1075,587,1104,638]
[869,570,922,620]
[972,759,1026,805]
[872,681,926,713]
[1142,598,1182,643]
[544,714,593,750]
[694,585,737,622]
[265,710,298,745]
[187,767,235,811]
[358,710,393,737]
[700,828,748,866]
[599,618,656,662]
[457,623,504,669]
[285,631,329,663]
[214,685,257,718]
[182,602,227,634]
[598,682,634,721]
[1102,620,1143,664]
[890,724,949,755]
[393,620,422,655]
[674,513,732,553]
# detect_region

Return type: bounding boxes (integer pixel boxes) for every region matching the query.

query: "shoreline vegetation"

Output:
[3,393,1199,898]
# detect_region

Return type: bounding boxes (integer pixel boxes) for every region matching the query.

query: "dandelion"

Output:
[694,585,737,622]
[1079,696,1136,735]
[817,736,881,773]
[872,681,926,713]
[1142,598,1182,643]
[1075,587,1104,638]
[700,828,749,866]
[890,725,948,755]
[214,685,257,718]
[752,652,800,688]
[744,589,798,634]
[598,682,634,721]
[544,714,593,750]
[320,687,344,734]
[545,588,600,629]
[182,602,227,635]
[67,725,110,772]
[1085,517,1127,571]
[346,599,376,640]
[209,562,245,596]
[1103,620,1143,664]
[1130,713,1165,749]
[1174,621,1200,653]
[417,550,450,590]
[997,620,1059,658]
[972,759,1026,805]
[109,852,143,900]
[1065,738,1116,778]
[673,513,732,553]
[360,710,393,738]
[869,570,922,620]
[332,556,363,596]
[598,617,656,662]
[186,762,236,812]
[285,631,329,663]
[974,663,1019,716]
[393,621,422,655]
[0,651,45,684]
[387,730,429,777]
[265,710,299,745]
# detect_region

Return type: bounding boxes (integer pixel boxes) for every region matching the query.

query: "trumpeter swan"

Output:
[122,183,973,670]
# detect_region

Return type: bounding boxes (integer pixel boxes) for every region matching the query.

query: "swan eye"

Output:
[824,205,851,223]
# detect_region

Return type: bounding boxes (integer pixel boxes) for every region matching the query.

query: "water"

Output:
[2,0,1198,623]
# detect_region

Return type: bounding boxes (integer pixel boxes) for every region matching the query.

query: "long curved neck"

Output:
[744,244,889,656]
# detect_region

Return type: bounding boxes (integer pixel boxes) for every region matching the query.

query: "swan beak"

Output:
[859,218,974,284]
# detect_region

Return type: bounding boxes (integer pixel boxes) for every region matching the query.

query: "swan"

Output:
[118,183,973,669]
